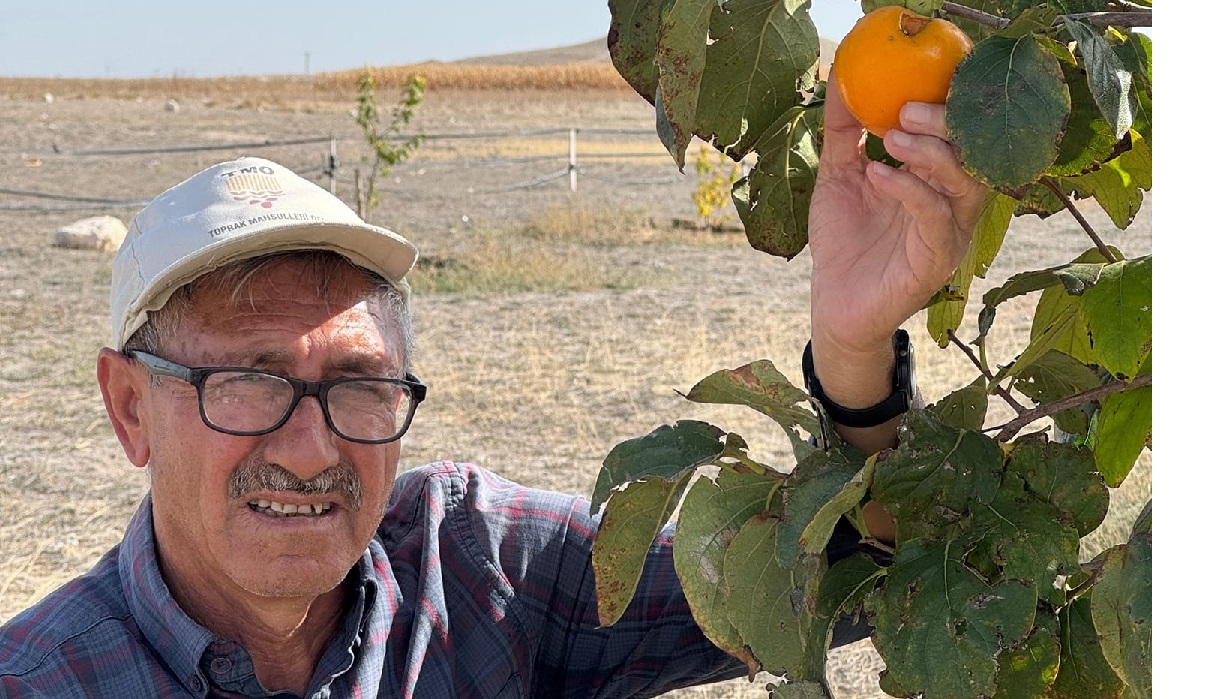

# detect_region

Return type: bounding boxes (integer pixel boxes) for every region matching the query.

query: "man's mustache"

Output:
[228,459,362,509]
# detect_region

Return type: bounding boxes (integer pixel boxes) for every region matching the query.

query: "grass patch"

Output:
[406,227,645,296]
[519,200,744,248]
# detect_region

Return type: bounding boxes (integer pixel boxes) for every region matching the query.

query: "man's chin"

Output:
[230,555,355,600]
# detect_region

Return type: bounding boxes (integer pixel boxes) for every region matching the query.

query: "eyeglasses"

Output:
[125,350,427,444]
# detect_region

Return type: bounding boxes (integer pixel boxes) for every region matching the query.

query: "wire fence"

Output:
[0,127,729,214]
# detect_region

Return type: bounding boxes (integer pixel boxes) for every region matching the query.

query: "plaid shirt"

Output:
[0,461,869,698]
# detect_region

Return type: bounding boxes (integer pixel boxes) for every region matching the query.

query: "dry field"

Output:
[0,72,1151,699]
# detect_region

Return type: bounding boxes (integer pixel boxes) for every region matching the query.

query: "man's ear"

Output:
[97,348,151,468]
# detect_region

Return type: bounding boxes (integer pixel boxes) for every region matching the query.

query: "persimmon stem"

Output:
[1039,178,1122,263]
[946,330,1027,414]
[941,2,1152,30]
[985,373,1152,442]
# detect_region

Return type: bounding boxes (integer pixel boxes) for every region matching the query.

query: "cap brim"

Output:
[118,219,417,348]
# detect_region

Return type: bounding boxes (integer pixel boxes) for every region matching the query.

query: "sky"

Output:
[0,0,867,79]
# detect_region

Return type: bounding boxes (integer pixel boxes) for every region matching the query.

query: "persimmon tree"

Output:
[591,1,1152,698]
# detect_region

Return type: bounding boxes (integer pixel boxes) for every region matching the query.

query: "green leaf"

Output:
[731,103,823,260]
[932,379,989,432]
[725,516,811,675]
[1091,519,1152,698]
[963,470,1081,605]
[1012,349,1103,435]
[1094,376,1151,488]
[674,470,780,671]
[1048,596,1126,699]
[591,420,727,513]
[1113,33,1152,143]
[1066,135,1152,229]
[977,260,1103,340]
[607,0,666,102]
[1062,19,1135,139]
[871,409,1003,543]
[592,474,695,626]
[947,34,1071,192]
[673,469,780,670]
[927,190,1014,346]
[689,0,819,159]
[1005,248,1113,379]
[1007,433,1109,536]
[806,553,886,693]
[685,360,824,462]
[656,0,718,168]
[775,448,871,567]
[992,611,1060,699]
[867,538,1037,699]
[1080,255,1151,379]
[1047,62,1124,177]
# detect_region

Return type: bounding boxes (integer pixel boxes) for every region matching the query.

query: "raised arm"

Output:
[807,70,986,538]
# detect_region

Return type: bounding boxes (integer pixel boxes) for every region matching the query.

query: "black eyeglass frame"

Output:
[124,350,427,444]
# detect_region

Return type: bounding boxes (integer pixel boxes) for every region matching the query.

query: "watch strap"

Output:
[802,329,912,429]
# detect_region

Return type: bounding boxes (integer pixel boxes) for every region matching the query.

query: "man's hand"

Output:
[809,70,985,417]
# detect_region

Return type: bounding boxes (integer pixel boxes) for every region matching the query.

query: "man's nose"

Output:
[260,394,341,481]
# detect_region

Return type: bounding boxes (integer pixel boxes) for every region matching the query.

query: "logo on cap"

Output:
[221,165,284,209]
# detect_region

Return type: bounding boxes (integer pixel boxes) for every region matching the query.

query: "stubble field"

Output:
[0,75,1151,699]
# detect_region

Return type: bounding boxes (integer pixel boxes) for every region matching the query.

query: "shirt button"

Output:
[210,657,234,675]
[189,676,203,692]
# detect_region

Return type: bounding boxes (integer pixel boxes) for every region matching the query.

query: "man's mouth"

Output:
[247,499,335,517]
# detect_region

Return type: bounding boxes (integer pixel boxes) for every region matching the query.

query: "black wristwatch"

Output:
[802,329,915,428]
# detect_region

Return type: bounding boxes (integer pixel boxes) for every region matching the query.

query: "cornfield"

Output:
[0,63,634,103]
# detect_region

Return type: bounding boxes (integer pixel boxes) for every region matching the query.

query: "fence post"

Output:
[329,137,337,195]
[568,128,578,192]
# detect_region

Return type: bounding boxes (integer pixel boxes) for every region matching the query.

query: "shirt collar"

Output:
[118,494,217,692]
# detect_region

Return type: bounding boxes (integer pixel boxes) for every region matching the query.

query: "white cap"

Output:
[110,157,418,348]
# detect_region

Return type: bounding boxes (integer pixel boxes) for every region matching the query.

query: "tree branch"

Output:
[985,373,1152,442]
[941,2,1152,30]
[946,331,1027,414]
[1040,178,1123,264]
[941,2,1009,29]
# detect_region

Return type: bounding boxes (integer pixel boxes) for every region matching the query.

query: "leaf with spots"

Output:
[725,516,813,676]
[607,0,667,102]
[806,553,885,693]
[963,469,1081,606]
[867,538,1037,699]
[1005,432,1109,536]
[947,33,1071,192]
[592,473,696,626]
[591,420,727,514]
[992,611,1060,699]
[1047,597,1125,699]
[1091,508,1152,699]
[775,444,868,568]
[1080,255,1151,380]
[732,102,824,260]
[673,469,780,672]
[685,360,824,462]
[870,409,1003,543]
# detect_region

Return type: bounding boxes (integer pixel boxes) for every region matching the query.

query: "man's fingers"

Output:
[821,69,867,167]
[866,161,969,273]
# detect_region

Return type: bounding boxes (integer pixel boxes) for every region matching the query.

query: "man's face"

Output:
[137,259,403,602]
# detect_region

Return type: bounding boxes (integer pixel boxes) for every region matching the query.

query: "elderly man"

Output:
[0,80,983,698]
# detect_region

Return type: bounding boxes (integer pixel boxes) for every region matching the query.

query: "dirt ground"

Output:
[0,88,1152,698]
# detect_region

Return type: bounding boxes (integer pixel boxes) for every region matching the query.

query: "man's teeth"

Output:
[250,500,333,516]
